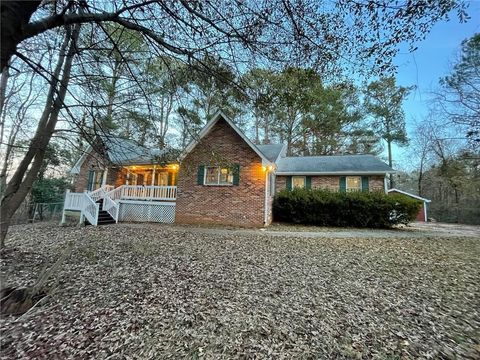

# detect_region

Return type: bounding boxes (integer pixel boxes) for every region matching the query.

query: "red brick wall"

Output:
[176,118,268,227]
[275,175,385,193]
[74,151,109,192]
[73,145,125,192]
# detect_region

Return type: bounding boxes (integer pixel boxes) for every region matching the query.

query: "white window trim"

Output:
[346,176,362,192]
[292,176,306,189]
[204,166,234,186]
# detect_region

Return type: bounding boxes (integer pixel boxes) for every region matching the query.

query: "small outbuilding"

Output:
[387,188,431,222]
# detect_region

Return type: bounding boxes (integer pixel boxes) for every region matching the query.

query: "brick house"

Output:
[65,111,395,226]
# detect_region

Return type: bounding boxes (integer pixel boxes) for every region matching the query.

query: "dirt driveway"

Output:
[171,221,480,239]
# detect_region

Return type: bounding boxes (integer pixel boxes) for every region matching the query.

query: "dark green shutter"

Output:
[361,176,369,192]
[286,176,292,191]
[339,176,346,192]
[306,176,312,189]
[87,170,95,191]
[232,164,240,185]
[197,166,205,185]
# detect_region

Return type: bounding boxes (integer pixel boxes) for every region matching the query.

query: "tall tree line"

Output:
[0,0,470,246]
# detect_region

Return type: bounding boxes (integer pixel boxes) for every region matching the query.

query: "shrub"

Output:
[31,178,71,204]
[273,188,421,228]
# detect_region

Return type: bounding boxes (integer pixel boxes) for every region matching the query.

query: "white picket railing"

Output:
[120,185,177,201]
[82,193,99,226]
[89,186,107,202]
[103,195,119,223]
[106,186,123,201]
[63,190,85,211]
[63,185,177,225]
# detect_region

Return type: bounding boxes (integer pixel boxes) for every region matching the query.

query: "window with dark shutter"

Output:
[232,164,240,186]
[361,176,369,192]
[286,176,292,191]
[197,165,205,185]
[339,176,346,192]
[306,176,312,189]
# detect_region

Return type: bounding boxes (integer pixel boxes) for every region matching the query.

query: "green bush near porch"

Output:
[273,188,421,228]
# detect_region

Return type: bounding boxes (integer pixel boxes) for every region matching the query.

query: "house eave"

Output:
[70,145,93,175]
[275,171,396,176]
[387,188,431,202]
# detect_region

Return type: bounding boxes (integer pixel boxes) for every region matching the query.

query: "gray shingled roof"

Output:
[276,154,394,174]
[100,135,175,165]
[257,144,284,162]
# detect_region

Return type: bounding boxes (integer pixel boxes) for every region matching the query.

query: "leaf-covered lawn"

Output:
[1,223,479,359]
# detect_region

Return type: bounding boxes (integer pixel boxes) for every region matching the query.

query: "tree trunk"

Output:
[418,158,424,197]
[0,67,9,122]
[254,111,260,144]
[387,139,394,188]
[1,1,41,70]
[0,23,80,247]
[263,115,270,144]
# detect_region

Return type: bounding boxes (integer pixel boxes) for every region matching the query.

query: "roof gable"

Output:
[387,188,431,202]
[257,144,286,163]
[181,111,272,165]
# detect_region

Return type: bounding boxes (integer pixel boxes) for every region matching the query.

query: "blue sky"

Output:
[396,1,480,130]
[391,1,479,168]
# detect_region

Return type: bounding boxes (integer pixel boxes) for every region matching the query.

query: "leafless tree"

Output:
[0,0,471,245]
[0,21,81,246]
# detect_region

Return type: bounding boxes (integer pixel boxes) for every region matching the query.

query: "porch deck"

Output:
[63,185,177,225]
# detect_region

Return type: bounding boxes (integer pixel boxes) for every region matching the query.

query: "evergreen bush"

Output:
[273,188,421,228]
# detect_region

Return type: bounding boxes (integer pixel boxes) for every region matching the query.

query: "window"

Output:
[204,166,234,185]
[87,170,104,191]
[346,176,361,192]
[292,176,306,189]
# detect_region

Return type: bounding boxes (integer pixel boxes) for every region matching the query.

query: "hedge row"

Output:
[273,188,421,228]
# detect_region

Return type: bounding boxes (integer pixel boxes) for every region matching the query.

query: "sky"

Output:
[390,1,480,168]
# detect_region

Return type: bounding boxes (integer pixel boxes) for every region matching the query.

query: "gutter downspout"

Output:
[264,167,270,226]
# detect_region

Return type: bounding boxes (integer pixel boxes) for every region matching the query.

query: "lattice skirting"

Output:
[118,201,176,223]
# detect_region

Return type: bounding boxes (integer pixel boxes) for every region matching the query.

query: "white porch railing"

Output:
[62,185,177,225]
[82,193,100,226]
[119,185,177,201]
[63,191,85,211]
[106,186,123,201]
[103,195,119,223]
[89,186,107,202]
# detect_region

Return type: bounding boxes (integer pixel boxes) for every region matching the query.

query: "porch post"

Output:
[152,165,156,186]
[102,167,108,187]
[60,189,69,225]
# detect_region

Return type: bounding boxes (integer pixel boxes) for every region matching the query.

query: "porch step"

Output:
[98,210,116,224]
[85,199,116,225]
